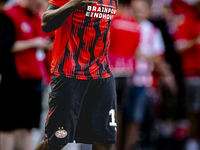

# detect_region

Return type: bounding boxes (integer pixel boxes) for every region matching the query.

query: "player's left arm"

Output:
[42,0,97,33]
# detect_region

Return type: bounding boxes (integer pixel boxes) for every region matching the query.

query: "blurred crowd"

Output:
[109,0,200,150]
[0,0,200,150]
[0,0,53,149]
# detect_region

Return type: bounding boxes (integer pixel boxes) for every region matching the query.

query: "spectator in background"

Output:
[155,3,185,121]
[126,0,177,149]
[108,0,140,149]
[39,0,54,85]
[0,0,52,149]
[0,0,15,149]
[149,2,187,149]
[169,0,200,149]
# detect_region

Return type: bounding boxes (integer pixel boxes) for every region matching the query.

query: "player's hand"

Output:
[70,0,97,8]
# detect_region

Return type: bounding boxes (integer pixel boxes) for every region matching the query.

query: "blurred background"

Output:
[0,0,200,150]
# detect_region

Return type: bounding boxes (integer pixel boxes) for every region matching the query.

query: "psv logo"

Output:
[55,129,67,138]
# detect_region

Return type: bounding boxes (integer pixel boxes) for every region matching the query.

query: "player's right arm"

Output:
[42,0,96,33]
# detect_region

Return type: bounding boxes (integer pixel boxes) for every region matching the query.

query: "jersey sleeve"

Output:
[48,0,70,7]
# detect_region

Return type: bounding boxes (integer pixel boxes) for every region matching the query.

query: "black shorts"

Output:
[45,75,117,146]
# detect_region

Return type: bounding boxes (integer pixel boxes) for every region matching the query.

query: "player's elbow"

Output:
[41,20,61,33]
[41,22,52,33]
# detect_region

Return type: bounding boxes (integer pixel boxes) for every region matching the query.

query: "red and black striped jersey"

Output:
[49,0,118,79]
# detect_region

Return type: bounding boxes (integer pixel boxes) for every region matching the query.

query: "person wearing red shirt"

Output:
[0,0,51,149]
[171,0,200,148]
[35,0,118,149]
[108,9,140,77]
[121,0,177,149]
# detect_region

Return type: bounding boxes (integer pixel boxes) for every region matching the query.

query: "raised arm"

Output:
[42,0,96,33]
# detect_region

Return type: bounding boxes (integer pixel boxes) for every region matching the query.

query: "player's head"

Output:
[133,0,152,22]
[21,0,45,14]
[0,0,7,11]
